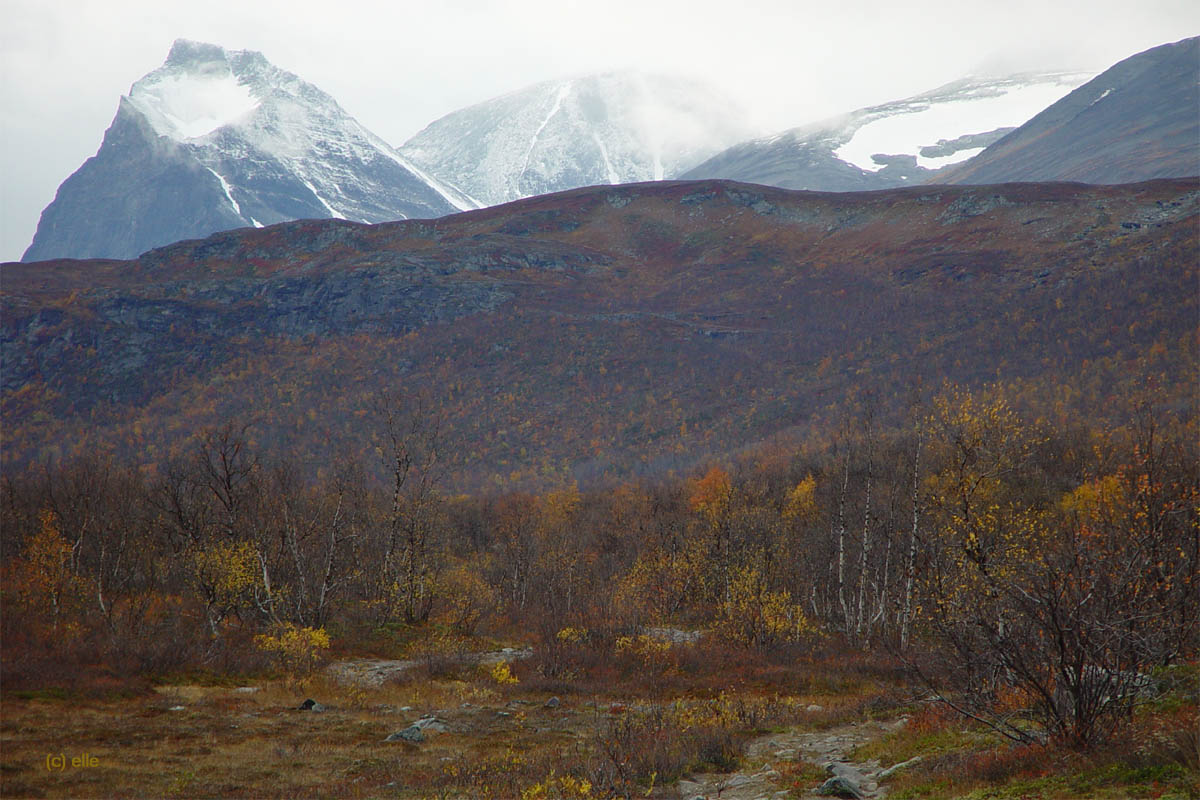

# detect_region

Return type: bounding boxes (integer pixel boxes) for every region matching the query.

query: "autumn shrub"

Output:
[520,772,593,800]
[587,703,742,794]
[713,564,816,650]
[907,701,960,735]
[1135,705,1200,771]
[436,558,500,635]
[613,633,676,671]
[429,745,564,799]
[960,743,1056,784]
[918,390,1199,749]
[399,626,475,679]
[489,659,519,686]
[253,623,331,678]
[189,539,261,632]
[612,547,707,628]
[526,624,608,682]
[105,592,206,675]
[777,758,830,796]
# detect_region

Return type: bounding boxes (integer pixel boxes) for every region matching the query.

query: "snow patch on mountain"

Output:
[301,177,347,220]
[836,79,1085,171]
[378,147,484,211]
[206,167,242,214]
[522,82,572,180]
[129,69,260,140]
[680,71,1094,193]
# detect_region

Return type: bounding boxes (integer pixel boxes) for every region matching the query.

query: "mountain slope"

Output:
[940,36,1200,185]
[23,40,472,262]
[4,178,1196,488]
[679,72,1090,191]
[399,72,753,207]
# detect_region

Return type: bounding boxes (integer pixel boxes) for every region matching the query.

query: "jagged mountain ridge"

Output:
[399,72,755,207]
[941,36,1200,185]
[679,72,1091,191]
[22,40,473,262]
[5,178,1196,488]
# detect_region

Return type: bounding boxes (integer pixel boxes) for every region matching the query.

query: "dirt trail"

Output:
[679,717,909,800]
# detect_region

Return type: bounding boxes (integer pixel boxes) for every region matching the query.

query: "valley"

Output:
[2,24,1197,800]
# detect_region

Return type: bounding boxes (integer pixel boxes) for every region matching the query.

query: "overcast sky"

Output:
[1,0,1196,262]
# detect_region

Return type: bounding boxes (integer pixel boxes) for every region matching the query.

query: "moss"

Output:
[855,725,996,765]
[894,755,1195,800]
[10,687,73,701]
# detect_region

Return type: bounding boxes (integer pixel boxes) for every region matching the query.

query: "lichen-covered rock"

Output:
[384,726,425,744]
[816,774,865,799]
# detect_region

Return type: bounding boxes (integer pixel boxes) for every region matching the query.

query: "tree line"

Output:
[2,383,1195,747]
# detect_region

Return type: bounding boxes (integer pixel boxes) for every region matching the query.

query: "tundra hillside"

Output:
[3,178,1196,489]
[3,177,1198,799]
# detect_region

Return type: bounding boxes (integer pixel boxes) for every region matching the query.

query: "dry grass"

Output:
[0,647,858,799]
[1,658,796,799]
[6,650,1189,799]
[1,670,574,799]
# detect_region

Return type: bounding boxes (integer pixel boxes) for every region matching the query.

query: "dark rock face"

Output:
[22,40,464,263]
[680,127,916,192]
[941,37,1200,185]
[24,101,244,262]
[0,257,515,410]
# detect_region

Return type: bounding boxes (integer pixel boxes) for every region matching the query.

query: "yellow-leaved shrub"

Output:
[254,623,331,677]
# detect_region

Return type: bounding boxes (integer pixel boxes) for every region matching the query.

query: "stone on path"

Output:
[816,774,865,799]
[879,754,922,779]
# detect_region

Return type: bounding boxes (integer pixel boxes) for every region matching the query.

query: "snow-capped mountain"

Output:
[399,72,754,207]
[941,37,1199,185]
[680,72,1093,191]
[23,40,475,262]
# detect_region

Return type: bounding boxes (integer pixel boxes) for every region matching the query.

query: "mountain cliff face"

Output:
[22,40,472,262]
[940,36,1200,185]
[5,178,1196,488]
[678,72,1090,191]
[399,72,754,207]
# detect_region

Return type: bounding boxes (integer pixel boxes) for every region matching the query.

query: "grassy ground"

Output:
[2,651,1196,799]
[856,683,1200,800]
[0,642,890,799]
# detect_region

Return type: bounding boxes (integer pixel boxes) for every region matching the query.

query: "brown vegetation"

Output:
[2,179,1197,797]
[2,381,1195,797]
[3,179,1196,489]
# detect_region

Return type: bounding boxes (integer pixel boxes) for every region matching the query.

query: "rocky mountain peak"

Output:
[399,70,755,207]
[163,38,229,67]
[22,41,469,262]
